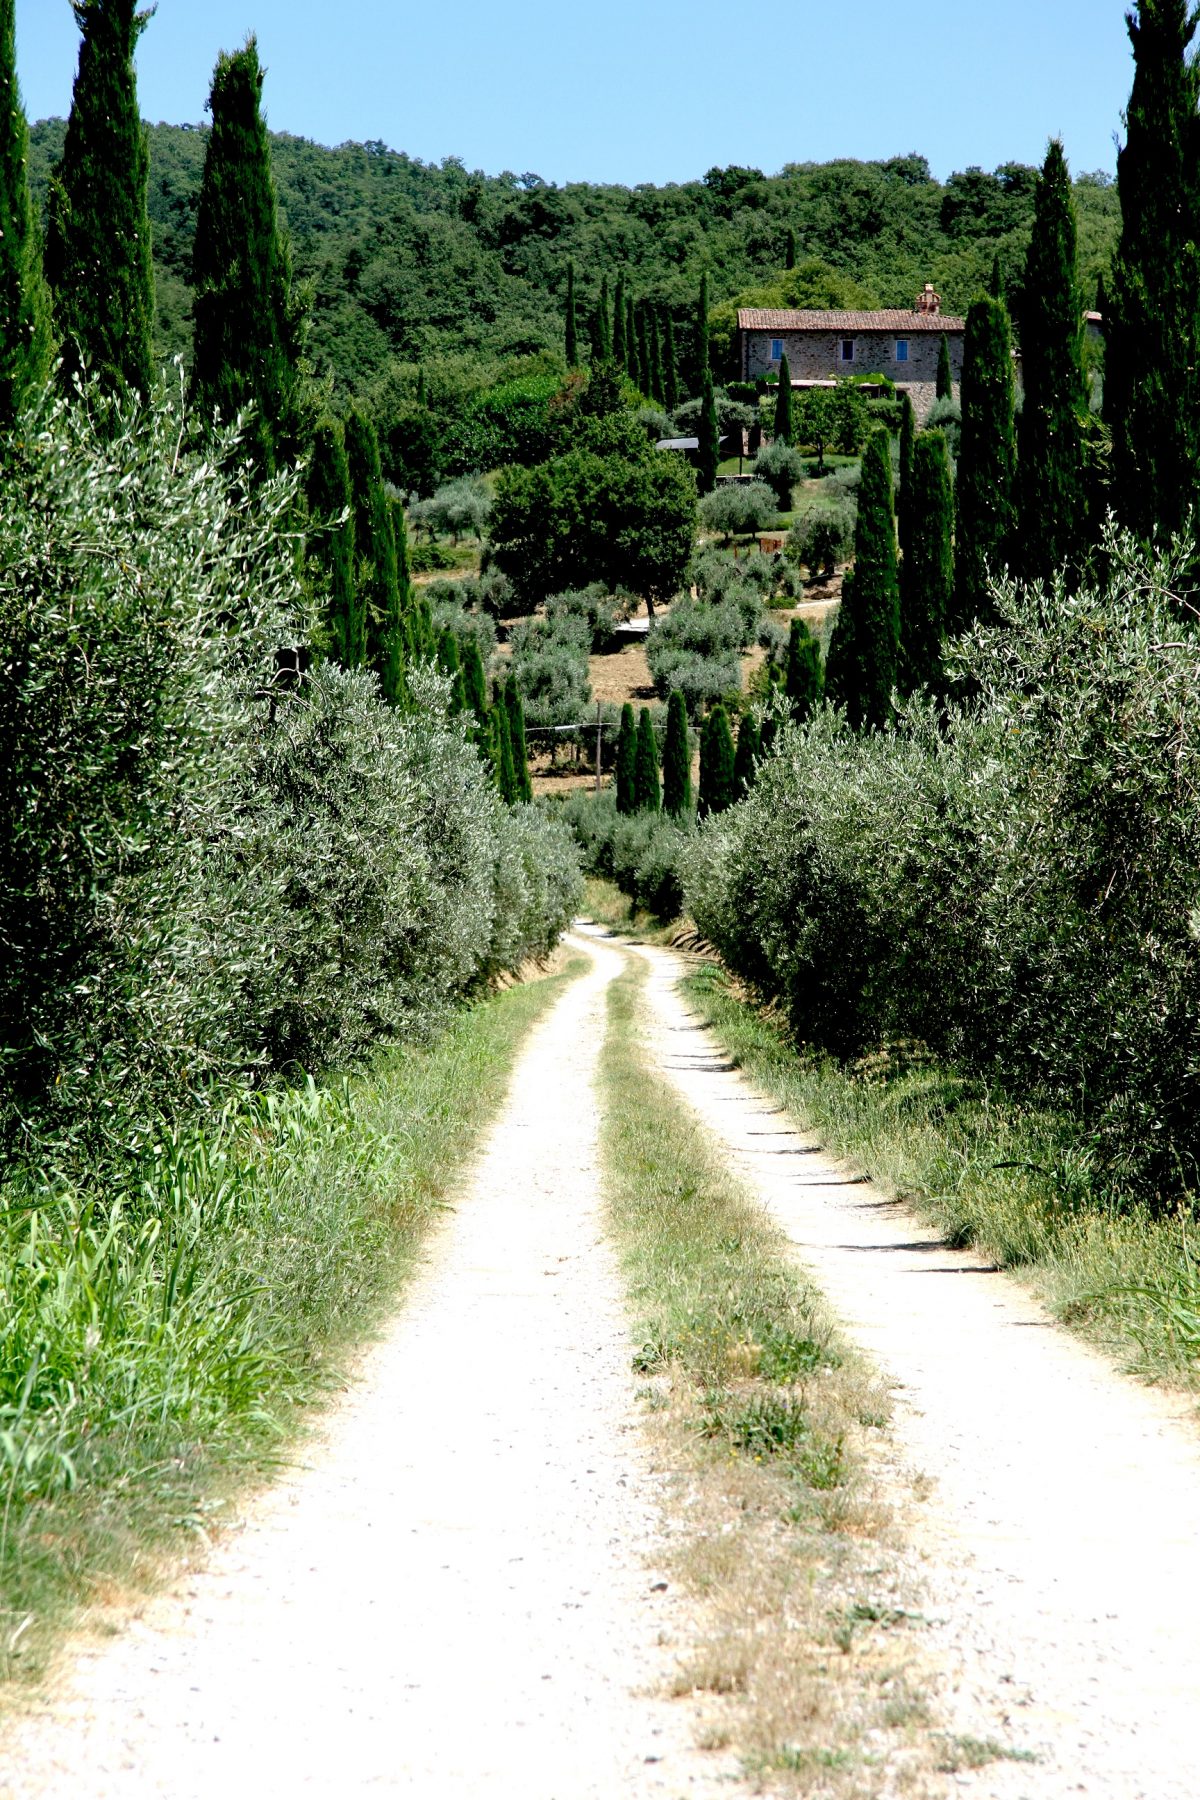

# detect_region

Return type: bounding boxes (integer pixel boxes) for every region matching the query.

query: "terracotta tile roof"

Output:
[738,308,966,332]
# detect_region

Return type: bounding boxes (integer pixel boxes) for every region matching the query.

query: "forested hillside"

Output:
[28,121,1120,407]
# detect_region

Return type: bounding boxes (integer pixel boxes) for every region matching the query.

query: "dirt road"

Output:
[621,933,1200,1800]
[1,937,725,1800]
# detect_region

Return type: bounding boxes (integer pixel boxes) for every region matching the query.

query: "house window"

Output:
[770,338,784,362]
[840,338,855,363]
[895,338,909,363]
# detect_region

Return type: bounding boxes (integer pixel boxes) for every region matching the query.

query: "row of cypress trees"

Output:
[574,269,682,414]
[613,693,759,821]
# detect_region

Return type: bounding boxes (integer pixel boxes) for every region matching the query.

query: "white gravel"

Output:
[0,937,727,1800]
[623,933,1200,1800]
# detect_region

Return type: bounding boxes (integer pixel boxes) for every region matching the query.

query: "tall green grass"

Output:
[0,962,578,1682]
[682,964,1200,1384]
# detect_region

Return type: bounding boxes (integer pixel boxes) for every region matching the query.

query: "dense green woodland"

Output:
[28,121,1119,402]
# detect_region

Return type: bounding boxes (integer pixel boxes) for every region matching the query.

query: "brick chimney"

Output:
[915,282,941,316]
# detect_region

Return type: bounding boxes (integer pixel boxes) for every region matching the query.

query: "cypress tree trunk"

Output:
[634,706,661,812]
[612,274,626,369]
[190,39,301,475]
[0,0,51,426]
[825,427,900,730]
[936,333,953,400]
[565,259,579,367]
[45,0,153,398]
[1108,0,1200,543]
[461,638,489,737]
[661,690,692,816]
[345,406,407,703]
[615,703,637,813]
[897,390,916,559]
[953,295,1015,629]
[733,713,761,797]
[504,678,532,802]
[695,270,710,397]
[773,353,793,443]
[698,368,720,495]
[307,420,362,669]
[663,312,679,412]
[785,616,824,722]
[698,704,737,817]
[1018,140,1087,584]
[900,430,954,695]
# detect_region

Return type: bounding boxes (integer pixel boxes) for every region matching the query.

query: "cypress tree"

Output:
[461,637,489,736]
[936,333,953,400]
[785,226,797,270]
[615,703,637,813]
[635,304,651,397]
[953,295,1016,628]
[307,419,362,669]
[492,703,519,804]
[773,353,793,443]
[695,269,710,396]
[1018,139,1087,584]
[504,678,532,803]
[416,366,427,409]
[897,389,916,558]
[345,406,407,702]
[825,427,900,730]
[662,311,679,411]
[189,39,301,475]
[634,706,661,812]
[0,0,51,426]
[989,253,1004,300]
[648,307,664,406]
[436,626,466,712]
[784,616,824,722]
[389,493,424,662]
[612,274,626,369]
[661,690,692,817]
[45,0,153,397]
[565,258,579,367]
[733,713,761,797]
[698,367,720,495]
[592,272,611,362]
[1095,271,1108,318]
[698,705,737,818]
[1108,0,1200,542]
[900,429,954,695]
[626,294,640,389]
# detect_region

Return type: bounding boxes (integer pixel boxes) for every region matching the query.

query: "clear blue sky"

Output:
[15,0,1133,188]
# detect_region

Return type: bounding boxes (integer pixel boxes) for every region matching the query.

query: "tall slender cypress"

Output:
[391,495,429,664]
[307,420,362,669]
[461,638,489,737]
[662,311,679,411]
[626,294,640,389]
[612,274,627,369]
[634,706,661,812]
[698,704,737,818]
[190,39,301,475]
[936,333,953,400]
[989,253,1004,300]
[436,626,465,712]
[953,295,1015,628]
[635,304,651,398]
[897,390,916,558]
[733,713,761,797]
[45,0,153,397]
[785,226,797,270]
[698,367,720,495]
[345,406,406,702]
[661,691,692,817]
[695,269,710,396]
[825,427,900,730]
[0,0,51,425]
[784,617,823,722]
[565,258,579,367]
[773,352,793,443]
[504,678,532,802]
[1018,139,1086,584]
[648,307,664,406]
[900,430,954,695]
[491,703,519,804]
[592,272,611,362]
[1108,0,1200,542]
[615,702,637,813]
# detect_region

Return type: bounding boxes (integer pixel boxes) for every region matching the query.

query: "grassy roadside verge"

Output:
[581,874,679,944]
[682,963,1200,1387]
[599,960,942,1795]
[0,959,582,1687]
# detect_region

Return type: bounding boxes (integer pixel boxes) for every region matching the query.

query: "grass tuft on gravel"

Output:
[681,963,1200,1386]
[0,961,580,1687]
[599,959,941,1795]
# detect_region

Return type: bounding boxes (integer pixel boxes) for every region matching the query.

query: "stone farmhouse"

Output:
[738,284,964,424]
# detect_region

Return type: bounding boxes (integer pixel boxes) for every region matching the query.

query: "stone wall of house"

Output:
[743,327,964,423]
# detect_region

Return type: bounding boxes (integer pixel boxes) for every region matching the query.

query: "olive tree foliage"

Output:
[699,480,778,542]
[0,388,580,1146]
[684,526,1200,1204]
